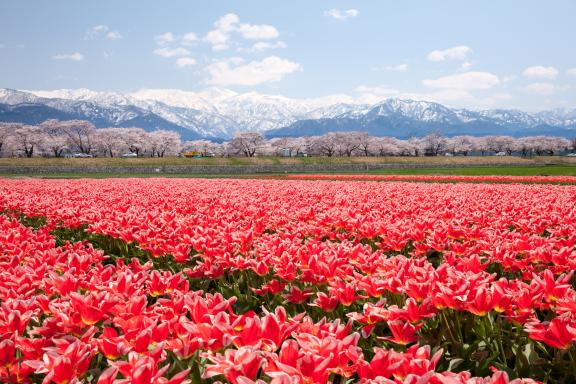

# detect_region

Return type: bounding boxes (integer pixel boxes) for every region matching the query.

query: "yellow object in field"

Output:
[183,151,201,158]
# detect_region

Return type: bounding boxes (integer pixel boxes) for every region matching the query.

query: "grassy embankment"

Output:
[0,155,574,167]
[0,156,574,178]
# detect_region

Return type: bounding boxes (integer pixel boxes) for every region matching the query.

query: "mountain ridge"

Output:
[0,88,575,140]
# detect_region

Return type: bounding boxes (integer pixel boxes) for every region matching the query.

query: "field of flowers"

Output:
[0,177,575,383]
[281,174,576,184]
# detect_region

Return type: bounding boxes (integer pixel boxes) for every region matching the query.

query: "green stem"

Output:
[5,366,13,384]
[568,348,576,380]
[190,351,202,384]
[440,310,460,354]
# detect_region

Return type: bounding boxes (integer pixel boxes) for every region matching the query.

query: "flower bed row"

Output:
[1,178,576,382]
[281,174,576,184]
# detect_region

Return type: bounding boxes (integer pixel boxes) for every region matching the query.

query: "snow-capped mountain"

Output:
[266,99,576,139]
[131,88,358,132]
[0,88,363,137]
[0,88,575,139]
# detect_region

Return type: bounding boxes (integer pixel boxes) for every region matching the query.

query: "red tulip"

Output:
[310,292,339,312]
[379,320,422,345]
[284,286,313,304]
[525,318,576,349]
[203,347,265,384]
[0,338,15,367]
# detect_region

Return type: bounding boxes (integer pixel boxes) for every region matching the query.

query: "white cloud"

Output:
[204,13,240,50]
[86,25,122,40]
[85,25,108,39]
[52,52,84,61]
[93,25,107,32]
[380,64,408,71]
[212,43,230,52]
[352,86,493,107]
[523,82,556,95]
[425,89,476,102]
[206,56,302,86]
[175,57,197,68]
[204,30,228,46]
[249,41,287,52]
[237,23,279,40]
[154,32,176,45]
[522,66,558,79]
[427,45,472,62]
[493,93,513,100]
[355,85,400,95]
[153,47,191,58]
[215,13,240,31]
[423,71,500,90]
[353,83,517,109]
[157,14,280,54]
[567,68,576,77]
[355,85,400,103]
[461,61,473,70]
[181,32,198,45]
[105,31,123,40]
[324,9,359,20]
[415,90,508,109]
[154,32,198,51]
[203,13,280,51]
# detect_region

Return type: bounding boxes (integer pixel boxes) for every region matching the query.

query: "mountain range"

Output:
[0,88,575,140]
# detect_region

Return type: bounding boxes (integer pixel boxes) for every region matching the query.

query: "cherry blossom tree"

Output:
[524,136,570,155]
[39,120,68,157]
[2,118,576,160]
[229,132,265,157]
[122,128,149,156]
[182,140,223,156]
[0,123,18,156]
[269,137,307,157]
[357,132,375,156]
[149,130,182,157]
[9,124,44,157]
[473,137,491,156]
[94,128,128,157]
[447,136,476,156]
[310,134,338,157]
[484,136,516,155]
[406,137,424,156]
[334,132,362,157]
[514,137,533,157]
[50,120,97,154]
[422,133,447,156]
[372,137,403,156]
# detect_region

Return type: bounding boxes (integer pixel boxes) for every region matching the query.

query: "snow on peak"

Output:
[27,88,138,107]
[2,87,575,138]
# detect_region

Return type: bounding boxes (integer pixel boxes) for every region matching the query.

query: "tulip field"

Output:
[2,178,576,384]
[280,174,576,184]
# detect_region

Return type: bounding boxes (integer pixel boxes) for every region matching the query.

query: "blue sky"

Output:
[0,0,575,110]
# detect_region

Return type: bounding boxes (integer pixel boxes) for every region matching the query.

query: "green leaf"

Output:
[191,359,202,384]
[448,358,464,372]
[522,343,538,364]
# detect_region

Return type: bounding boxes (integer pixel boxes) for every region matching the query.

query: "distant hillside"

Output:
[267,99,576,138]
[1,88,575,140]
